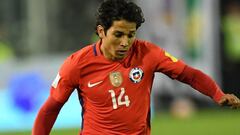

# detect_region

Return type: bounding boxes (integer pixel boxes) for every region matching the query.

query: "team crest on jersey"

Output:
[129,67,144,83]
[109,72,123,87]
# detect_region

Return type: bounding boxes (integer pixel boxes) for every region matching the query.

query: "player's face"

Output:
[98,19,136,61]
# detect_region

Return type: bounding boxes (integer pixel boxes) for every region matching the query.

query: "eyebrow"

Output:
[129,31,136,34]
[114,30,136,34]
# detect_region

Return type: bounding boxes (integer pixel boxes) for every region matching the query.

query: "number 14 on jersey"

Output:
[108,88,130,109]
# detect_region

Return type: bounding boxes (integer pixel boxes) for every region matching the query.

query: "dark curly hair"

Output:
[95,0,145,35]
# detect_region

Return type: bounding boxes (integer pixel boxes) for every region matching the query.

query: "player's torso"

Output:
[77,42,154,134]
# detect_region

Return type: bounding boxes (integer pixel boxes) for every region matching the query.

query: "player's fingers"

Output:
[218,94,240,108]
[219,94,233,106]
[233,96,240,109]
[229,94,240,109]
[230,94,240,103]
[224,94,235,104]
[230,104,240,109]
[218,97,227,105]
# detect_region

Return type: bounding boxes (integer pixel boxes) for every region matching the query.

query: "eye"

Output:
[128,34,134,38]
[128,33,135,38]
[114,32,123,38]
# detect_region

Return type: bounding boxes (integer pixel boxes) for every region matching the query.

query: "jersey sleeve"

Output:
[176,65,225,102]
[50,54,80,103]
[148,42,186,79]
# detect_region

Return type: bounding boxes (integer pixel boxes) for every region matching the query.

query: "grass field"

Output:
[1,109,239,135]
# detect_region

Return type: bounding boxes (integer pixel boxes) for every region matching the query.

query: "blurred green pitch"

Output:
[0,109,239,135]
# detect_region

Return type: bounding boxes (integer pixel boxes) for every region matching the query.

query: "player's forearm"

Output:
[177,65,225,102]
[32,96,64,135]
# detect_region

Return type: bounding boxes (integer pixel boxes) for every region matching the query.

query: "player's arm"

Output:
[176,65,240,109]
[32,54,80,135]
[148,42,240,108]
[32,95,64,135]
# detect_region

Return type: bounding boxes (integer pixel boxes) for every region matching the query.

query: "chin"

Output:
[114,55,125,60]
[119,54,125,57]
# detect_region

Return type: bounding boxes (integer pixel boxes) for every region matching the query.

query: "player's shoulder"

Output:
[74,44,95,57]
[64,43,96,65]
[70,44,95,59]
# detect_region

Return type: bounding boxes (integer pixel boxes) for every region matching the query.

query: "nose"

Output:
[120,36,129,48]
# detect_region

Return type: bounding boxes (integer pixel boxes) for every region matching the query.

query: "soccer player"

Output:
[32,0,240,134]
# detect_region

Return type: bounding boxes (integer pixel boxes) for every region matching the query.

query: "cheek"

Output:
[109,37,121,47]
[106,36,117,43]
[130,38,135,43]
[129,38,135,45]
[105,38,118,51]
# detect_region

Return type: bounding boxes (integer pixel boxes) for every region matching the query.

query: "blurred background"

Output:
[0,0,239,135]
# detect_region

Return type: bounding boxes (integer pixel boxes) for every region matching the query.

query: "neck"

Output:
[100,41,115,61]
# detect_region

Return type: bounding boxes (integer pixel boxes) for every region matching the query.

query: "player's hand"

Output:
[218,94,240,109]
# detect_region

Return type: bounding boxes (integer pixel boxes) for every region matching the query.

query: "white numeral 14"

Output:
[108,88,130,109]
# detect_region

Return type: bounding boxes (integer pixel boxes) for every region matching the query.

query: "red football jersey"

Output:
[50,39,186,135]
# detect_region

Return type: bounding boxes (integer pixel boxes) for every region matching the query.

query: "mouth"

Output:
[116,50,128,56]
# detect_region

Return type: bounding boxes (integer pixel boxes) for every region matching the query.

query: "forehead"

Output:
[109,20,137,32]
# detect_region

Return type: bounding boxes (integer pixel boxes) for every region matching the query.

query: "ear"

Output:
[97,25,105,38]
